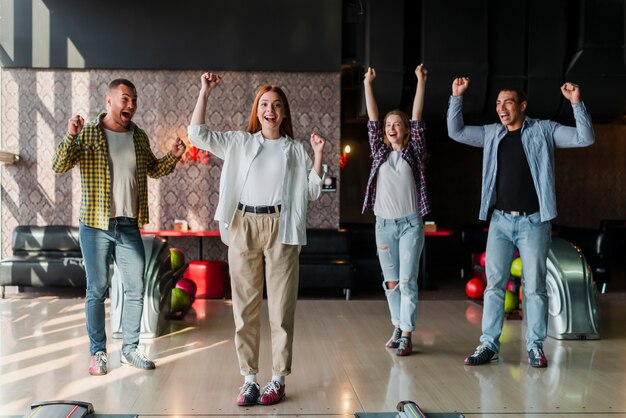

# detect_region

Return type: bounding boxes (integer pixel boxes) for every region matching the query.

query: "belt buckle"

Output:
[510,211,521,216]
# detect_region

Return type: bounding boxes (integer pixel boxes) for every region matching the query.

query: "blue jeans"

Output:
[79,217,145,355]
[481,210,551,352]
[375,214,424,332]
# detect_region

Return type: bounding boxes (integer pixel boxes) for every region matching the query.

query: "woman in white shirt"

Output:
[188,72,325,407]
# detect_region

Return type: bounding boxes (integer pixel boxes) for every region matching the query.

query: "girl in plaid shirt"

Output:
[362,64,430,356]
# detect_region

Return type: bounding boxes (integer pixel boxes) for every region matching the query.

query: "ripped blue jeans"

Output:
[375,214,424,332]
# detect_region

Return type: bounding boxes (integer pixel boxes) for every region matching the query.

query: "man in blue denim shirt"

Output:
[447,78,595,368]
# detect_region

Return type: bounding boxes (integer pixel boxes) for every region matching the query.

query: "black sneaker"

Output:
[236,381,260,406]
[528,347,548,368]
[385,327,402,348]
[464,344,498,365]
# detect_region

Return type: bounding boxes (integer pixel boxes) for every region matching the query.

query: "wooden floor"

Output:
[1,292,625,418]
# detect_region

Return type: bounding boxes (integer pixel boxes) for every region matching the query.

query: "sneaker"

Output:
[121,349,156,370]
[257,380,286,405]
[528,347,548,368]
[464,344,498,365]
[386,327,402,348]
[396,337,413,356]
[236,382,260,406]
[89,351,107,376]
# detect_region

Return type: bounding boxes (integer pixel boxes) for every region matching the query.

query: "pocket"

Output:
[527,212,545,226]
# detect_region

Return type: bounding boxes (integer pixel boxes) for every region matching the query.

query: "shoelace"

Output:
[397,338,409,349]
[126,350,152,366]
[530,348,544,357]
[240,382,259,396]
[472,345,487,356]
[262,381,281,395]
[95,352,107,364]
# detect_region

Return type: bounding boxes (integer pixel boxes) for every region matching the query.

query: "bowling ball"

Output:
[504,290,518,313]
[506,280,515,292]
[170,247,185,271]
[171,288,191,313]
[175,278,197,301]
[465,278,486,300]
[510,257,523,277]
[479,252,487,267]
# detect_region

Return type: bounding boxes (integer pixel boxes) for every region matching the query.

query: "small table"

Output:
[140,229,220,260]
[421,229,454,290]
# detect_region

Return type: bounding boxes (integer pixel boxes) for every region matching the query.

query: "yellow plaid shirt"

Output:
[52,113,180,230]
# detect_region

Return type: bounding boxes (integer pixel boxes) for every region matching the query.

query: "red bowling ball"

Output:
[465,277,486,300]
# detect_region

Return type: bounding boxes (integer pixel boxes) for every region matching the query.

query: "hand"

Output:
[67,115,84,136]
[561,82,581,104]
[364,67,376,85]
[171,137,187,158]
[200,72,222,95]
[310,132,326,154]
[452,77,470,96]
[415,64,427,83]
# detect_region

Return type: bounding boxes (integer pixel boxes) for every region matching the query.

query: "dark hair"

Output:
[247,85,294,138]
[499,88,526,103]
[108,79,136,91]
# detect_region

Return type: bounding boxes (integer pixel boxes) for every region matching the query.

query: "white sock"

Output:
[245,374,257,384]
[272,375,285,385]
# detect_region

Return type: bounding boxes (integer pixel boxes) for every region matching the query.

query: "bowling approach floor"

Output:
[1,291,625,418]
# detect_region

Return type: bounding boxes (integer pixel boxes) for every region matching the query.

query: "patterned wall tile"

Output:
[1,69,341,259]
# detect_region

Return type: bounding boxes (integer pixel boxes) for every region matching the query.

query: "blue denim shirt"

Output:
[447,95,595,222]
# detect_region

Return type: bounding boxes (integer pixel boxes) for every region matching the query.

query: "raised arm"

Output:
[412,64,427,121]
[447,77,486,147]
[191,72,222,126]
[553,82,595,148]
[52,115,84,173]
[363,67,379,122]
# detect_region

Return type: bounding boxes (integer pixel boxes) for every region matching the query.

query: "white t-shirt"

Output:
[373,151,419,219]
[239,136,286,206]
[105,128,138,218]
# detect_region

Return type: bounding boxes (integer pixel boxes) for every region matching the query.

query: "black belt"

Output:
[238,203,281,214]
[499,210,533,217]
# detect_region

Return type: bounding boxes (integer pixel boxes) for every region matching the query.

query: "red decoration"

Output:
[181,144,210,164]
[339,153,348,169]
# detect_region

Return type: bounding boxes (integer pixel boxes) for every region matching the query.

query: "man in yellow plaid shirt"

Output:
[53,79,186,375]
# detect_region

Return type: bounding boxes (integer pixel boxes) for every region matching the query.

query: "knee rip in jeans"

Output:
[385,280,399,290]
[378,244,390,252]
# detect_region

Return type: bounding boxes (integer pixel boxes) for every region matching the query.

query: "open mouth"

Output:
[264,115,277,124]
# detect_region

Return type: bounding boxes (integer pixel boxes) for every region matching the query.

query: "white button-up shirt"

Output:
[187,125,325,245]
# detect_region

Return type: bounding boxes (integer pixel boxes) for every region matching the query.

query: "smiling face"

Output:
[496,90,526,131]
[257,91,285,138]
[383,111,410,150]
[105,83,137,131]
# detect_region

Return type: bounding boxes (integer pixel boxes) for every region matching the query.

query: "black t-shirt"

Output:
[494,128,540,213]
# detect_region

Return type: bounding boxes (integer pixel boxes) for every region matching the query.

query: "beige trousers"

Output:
[228,209,300,376]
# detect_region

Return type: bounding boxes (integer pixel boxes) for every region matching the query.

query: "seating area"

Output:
[0,225,86,297]
[298,228,354,300]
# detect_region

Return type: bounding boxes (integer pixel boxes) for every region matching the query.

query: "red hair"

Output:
[247,85,294,138]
